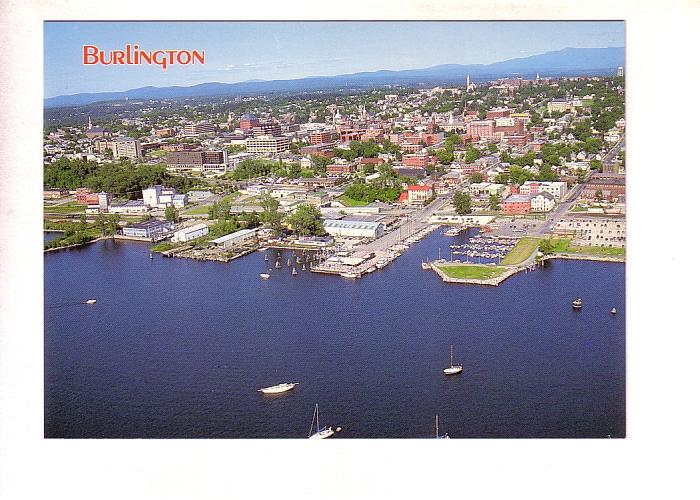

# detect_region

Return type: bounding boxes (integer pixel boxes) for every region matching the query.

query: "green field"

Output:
[336,194,369,207]
[501,237,541,265]
[185,192,242,215]
[437,264,508,280]
[548,238,625,256]
[43,202,85,214]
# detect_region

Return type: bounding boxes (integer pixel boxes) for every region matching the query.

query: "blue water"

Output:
[44,231,625,438]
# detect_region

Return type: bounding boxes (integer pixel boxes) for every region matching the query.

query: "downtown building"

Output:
[165,150,229,174]
[110,137,142,160]
[245,135,291,154]
[183,122,216,136]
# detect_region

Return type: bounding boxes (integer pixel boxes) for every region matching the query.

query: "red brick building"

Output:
[326,163,357,176]
[403,154,430,168]
[76,187,99,205]
[502,195,531,214]
[310,131,334,144]
[240,113,260,130]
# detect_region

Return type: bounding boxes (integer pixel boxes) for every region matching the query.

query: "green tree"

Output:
[469,172,484,184]
[106,214,120,235]
[488,143,498,153]
[489,194,501,211]
[452,191,472,215]
[287,204,324,236]
[260,193,283,235]
[595,189,604,202]
[539,238,555,255]
[165,206,179,223]
[95,213,107,236]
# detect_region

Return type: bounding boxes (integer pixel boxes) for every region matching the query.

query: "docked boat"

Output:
[308,403,339,439]
[443,345,463,375]
[572,298,583,309]
[611,307,617,314]
[264,254,269,262]
[84,299,97,305]
[292,268,298,276]
[435,415,449,439]
[259,273,271,280]
[340,272,359,279]
[275,261,281,269]
[421,261,432,270]
[287,259,291,267]
[302,264,306,271]
[258,382,297,394]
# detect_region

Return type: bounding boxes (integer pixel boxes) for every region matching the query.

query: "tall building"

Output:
[111,137,142,160]
[183,122,216,136]
[240,113,260,130]
[165,150,229,174]
[245,135,290,154]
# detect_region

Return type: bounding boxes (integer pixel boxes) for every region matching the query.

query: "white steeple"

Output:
[88,116,92,129]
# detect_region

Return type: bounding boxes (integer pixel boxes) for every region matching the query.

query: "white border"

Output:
[2,1,699,498]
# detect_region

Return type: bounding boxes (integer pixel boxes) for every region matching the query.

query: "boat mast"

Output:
[435,415,439,438]
[450,345,453,367]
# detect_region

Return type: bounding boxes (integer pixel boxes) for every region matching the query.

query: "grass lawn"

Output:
[547,238,625,256]
[501,237,541,265]
[185,192,241,215]
[437,264,508,280]
[146,149,168,158]
[337,194,369,207]
[43,202,85,214]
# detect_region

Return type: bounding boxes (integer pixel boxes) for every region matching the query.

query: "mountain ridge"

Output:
[44,46,624,108]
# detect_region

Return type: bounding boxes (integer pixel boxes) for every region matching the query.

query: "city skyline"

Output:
[44,21,624,97]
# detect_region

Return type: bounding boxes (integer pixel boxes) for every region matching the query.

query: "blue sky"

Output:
[44,21,624,97]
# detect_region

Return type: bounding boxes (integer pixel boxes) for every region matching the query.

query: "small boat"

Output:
[259,273,271,280]
[292,268,298,276]
[308,403,338,439]
[264,254,269,262]
[572,298,583,309]
[258,382,297,394]
[84,299,97,305]
[302,264,306,271]
[149,252,153,259]
[287,258,291,267]
[275,261,281,269]
[443,345,463,375]
[435,415,449,439]
[421,261,432,270]
[296,256,302,264]
[340,272,359,279]
[611,307,617,314]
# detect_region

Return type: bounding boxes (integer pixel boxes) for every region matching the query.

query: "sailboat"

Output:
[308,403,338,439]
[435,415,449,439]
[443,345,463,375]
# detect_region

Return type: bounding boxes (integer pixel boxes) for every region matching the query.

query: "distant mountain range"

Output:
[44,46,624,108]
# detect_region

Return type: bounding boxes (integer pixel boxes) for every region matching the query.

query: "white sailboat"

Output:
[443,345,463,375]
[435,415,449,439]
[259,273,271,280]
[308,403,337,439]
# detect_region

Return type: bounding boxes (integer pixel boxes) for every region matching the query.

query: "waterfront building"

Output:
[553,215,626,247]
[245,135,291,154]
[171,223,209,243]
[143,185,188,209]
[121,220,174,239]
[106,200,148,215]
[323,219,384,239]
[210,229,258,249]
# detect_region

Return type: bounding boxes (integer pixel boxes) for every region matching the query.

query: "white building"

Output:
[519,181,568,200]
[143,185,188,209]
[323,219,384,239]
[171,223,209,243]
[530,192,556,212]
[110,137,142,160]
[245,135,291,154]
[210,229,257,249]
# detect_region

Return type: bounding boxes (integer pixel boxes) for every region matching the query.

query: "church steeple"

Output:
[88,116,92,129]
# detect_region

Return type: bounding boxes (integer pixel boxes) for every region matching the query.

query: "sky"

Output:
[44,21,624,97]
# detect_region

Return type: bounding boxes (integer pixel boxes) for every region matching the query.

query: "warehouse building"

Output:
[323,219,384,239]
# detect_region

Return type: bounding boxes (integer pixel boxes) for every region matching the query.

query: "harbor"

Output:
[44,230,625,439]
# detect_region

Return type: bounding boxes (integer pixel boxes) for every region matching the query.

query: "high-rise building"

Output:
[245,135,290,154]
[183,122,216,136]
[165,150,229,173]
[111,137,142,160]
